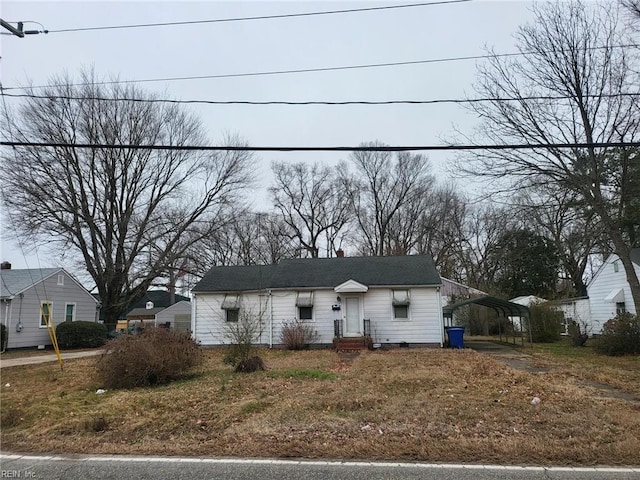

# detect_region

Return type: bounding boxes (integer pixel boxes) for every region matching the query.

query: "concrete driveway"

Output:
[0,349,104,368]
[465,340,549,373]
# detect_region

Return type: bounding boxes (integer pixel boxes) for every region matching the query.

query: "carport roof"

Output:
[443,295,530,318]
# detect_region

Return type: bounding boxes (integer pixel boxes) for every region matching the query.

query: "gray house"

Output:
[0,265,99,349]
[192,255,444,348]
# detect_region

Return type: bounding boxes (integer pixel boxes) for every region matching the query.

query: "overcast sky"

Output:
[1,0,537,270]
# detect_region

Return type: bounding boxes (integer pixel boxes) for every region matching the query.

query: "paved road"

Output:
[1,454,639,480]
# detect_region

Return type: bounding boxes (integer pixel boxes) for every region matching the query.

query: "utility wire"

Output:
[45,0,471,33]
[3,43,636,91]
[2,141,638,152]
[2,91,637,106]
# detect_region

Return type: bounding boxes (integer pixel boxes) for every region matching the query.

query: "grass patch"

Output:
[1,347,639,465]
[272,368,338,380]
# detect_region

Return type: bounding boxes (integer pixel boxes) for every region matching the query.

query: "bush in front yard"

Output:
[529,302,563,343]
[280,319,319,350]
[56,321,108,349]
[594,313,640,356]
[95,327,202,389]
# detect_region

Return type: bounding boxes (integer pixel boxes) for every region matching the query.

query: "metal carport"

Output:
[442,295,532,346]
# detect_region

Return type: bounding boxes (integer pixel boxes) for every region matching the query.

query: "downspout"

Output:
[437,286,443,347]
[191,294,197,341]
[269,289,273,348]
[2,299,10,352]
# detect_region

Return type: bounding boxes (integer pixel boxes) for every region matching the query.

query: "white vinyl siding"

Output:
[362,288,442,345]
[193,286,443,346]
[588,254,640,334]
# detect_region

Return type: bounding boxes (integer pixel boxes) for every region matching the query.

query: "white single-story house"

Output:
[587,249,640,333]
[0,264,100,349]
[125,300,191,332]
[191,255,444,348]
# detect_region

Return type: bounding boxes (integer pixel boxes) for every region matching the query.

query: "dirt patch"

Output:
[580,380,640,405]
[466,341,550,374]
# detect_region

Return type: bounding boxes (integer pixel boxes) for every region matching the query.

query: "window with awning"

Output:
[296,291,314,321]
[392,290,410,320]
[392,289,410,306]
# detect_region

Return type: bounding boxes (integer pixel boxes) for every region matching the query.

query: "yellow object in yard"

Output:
[41,301,63,370]
[116,320,129,333]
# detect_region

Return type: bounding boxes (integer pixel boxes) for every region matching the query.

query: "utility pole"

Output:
[1,19,48,37]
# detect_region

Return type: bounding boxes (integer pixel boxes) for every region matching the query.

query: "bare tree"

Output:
[342,143,434,256]
[189,211,299,270]
[460,1,640,312]
[270,161,351,258]
[457,204,516,293]
[623,0,640,20]
[515,188,605,297]
[414,184,469,279]
[1,70,255,325]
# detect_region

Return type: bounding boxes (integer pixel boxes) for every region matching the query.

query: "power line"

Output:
[2,141,638,152]
[45,0,471,33]
[3,43,636,92]
[2,91,638,106]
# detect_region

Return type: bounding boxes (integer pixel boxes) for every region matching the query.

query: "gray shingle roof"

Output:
[193,255,440,293]
[0,268,62,299]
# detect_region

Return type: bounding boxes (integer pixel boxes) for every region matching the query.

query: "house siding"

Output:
[1,271,98,349]
[588,255,640,334]
[155,301,191,328]
[193,292,268,346]
[553,298,591,335]
[364,287,443,345]
[193,286,443,347]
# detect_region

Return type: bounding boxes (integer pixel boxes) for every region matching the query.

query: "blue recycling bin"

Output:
[446,327,465,349]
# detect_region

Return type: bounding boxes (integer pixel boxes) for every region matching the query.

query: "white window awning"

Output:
[604,288,624,303]
[392,289,410,306]
[221,293,240,310]
[296,291,314,307]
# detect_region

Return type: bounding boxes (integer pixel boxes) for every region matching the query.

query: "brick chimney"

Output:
[1,261,11,270]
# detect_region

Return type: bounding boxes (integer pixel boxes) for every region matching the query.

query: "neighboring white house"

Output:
[191,255,444,348]
[549,297,591,335]
[126,300,191,332]
[0,265,100,349]
[509,295,547,307]
[587,249,640,333]
[440,277,487,305]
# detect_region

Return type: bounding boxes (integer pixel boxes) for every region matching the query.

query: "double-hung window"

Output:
[392,290,410,320]
[40,301,53,328]
[65,303,76,322]
[221,293,241,322]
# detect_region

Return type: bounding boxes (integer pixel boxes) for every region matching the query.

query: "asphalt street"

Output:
[2,454,639,480]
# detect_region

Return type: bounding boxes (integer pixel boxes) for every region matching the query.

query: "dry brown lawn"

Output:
[1,347,639,465]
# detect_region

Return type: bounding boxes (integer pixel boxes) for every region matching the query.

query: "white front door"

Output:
[344,296,361,336]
